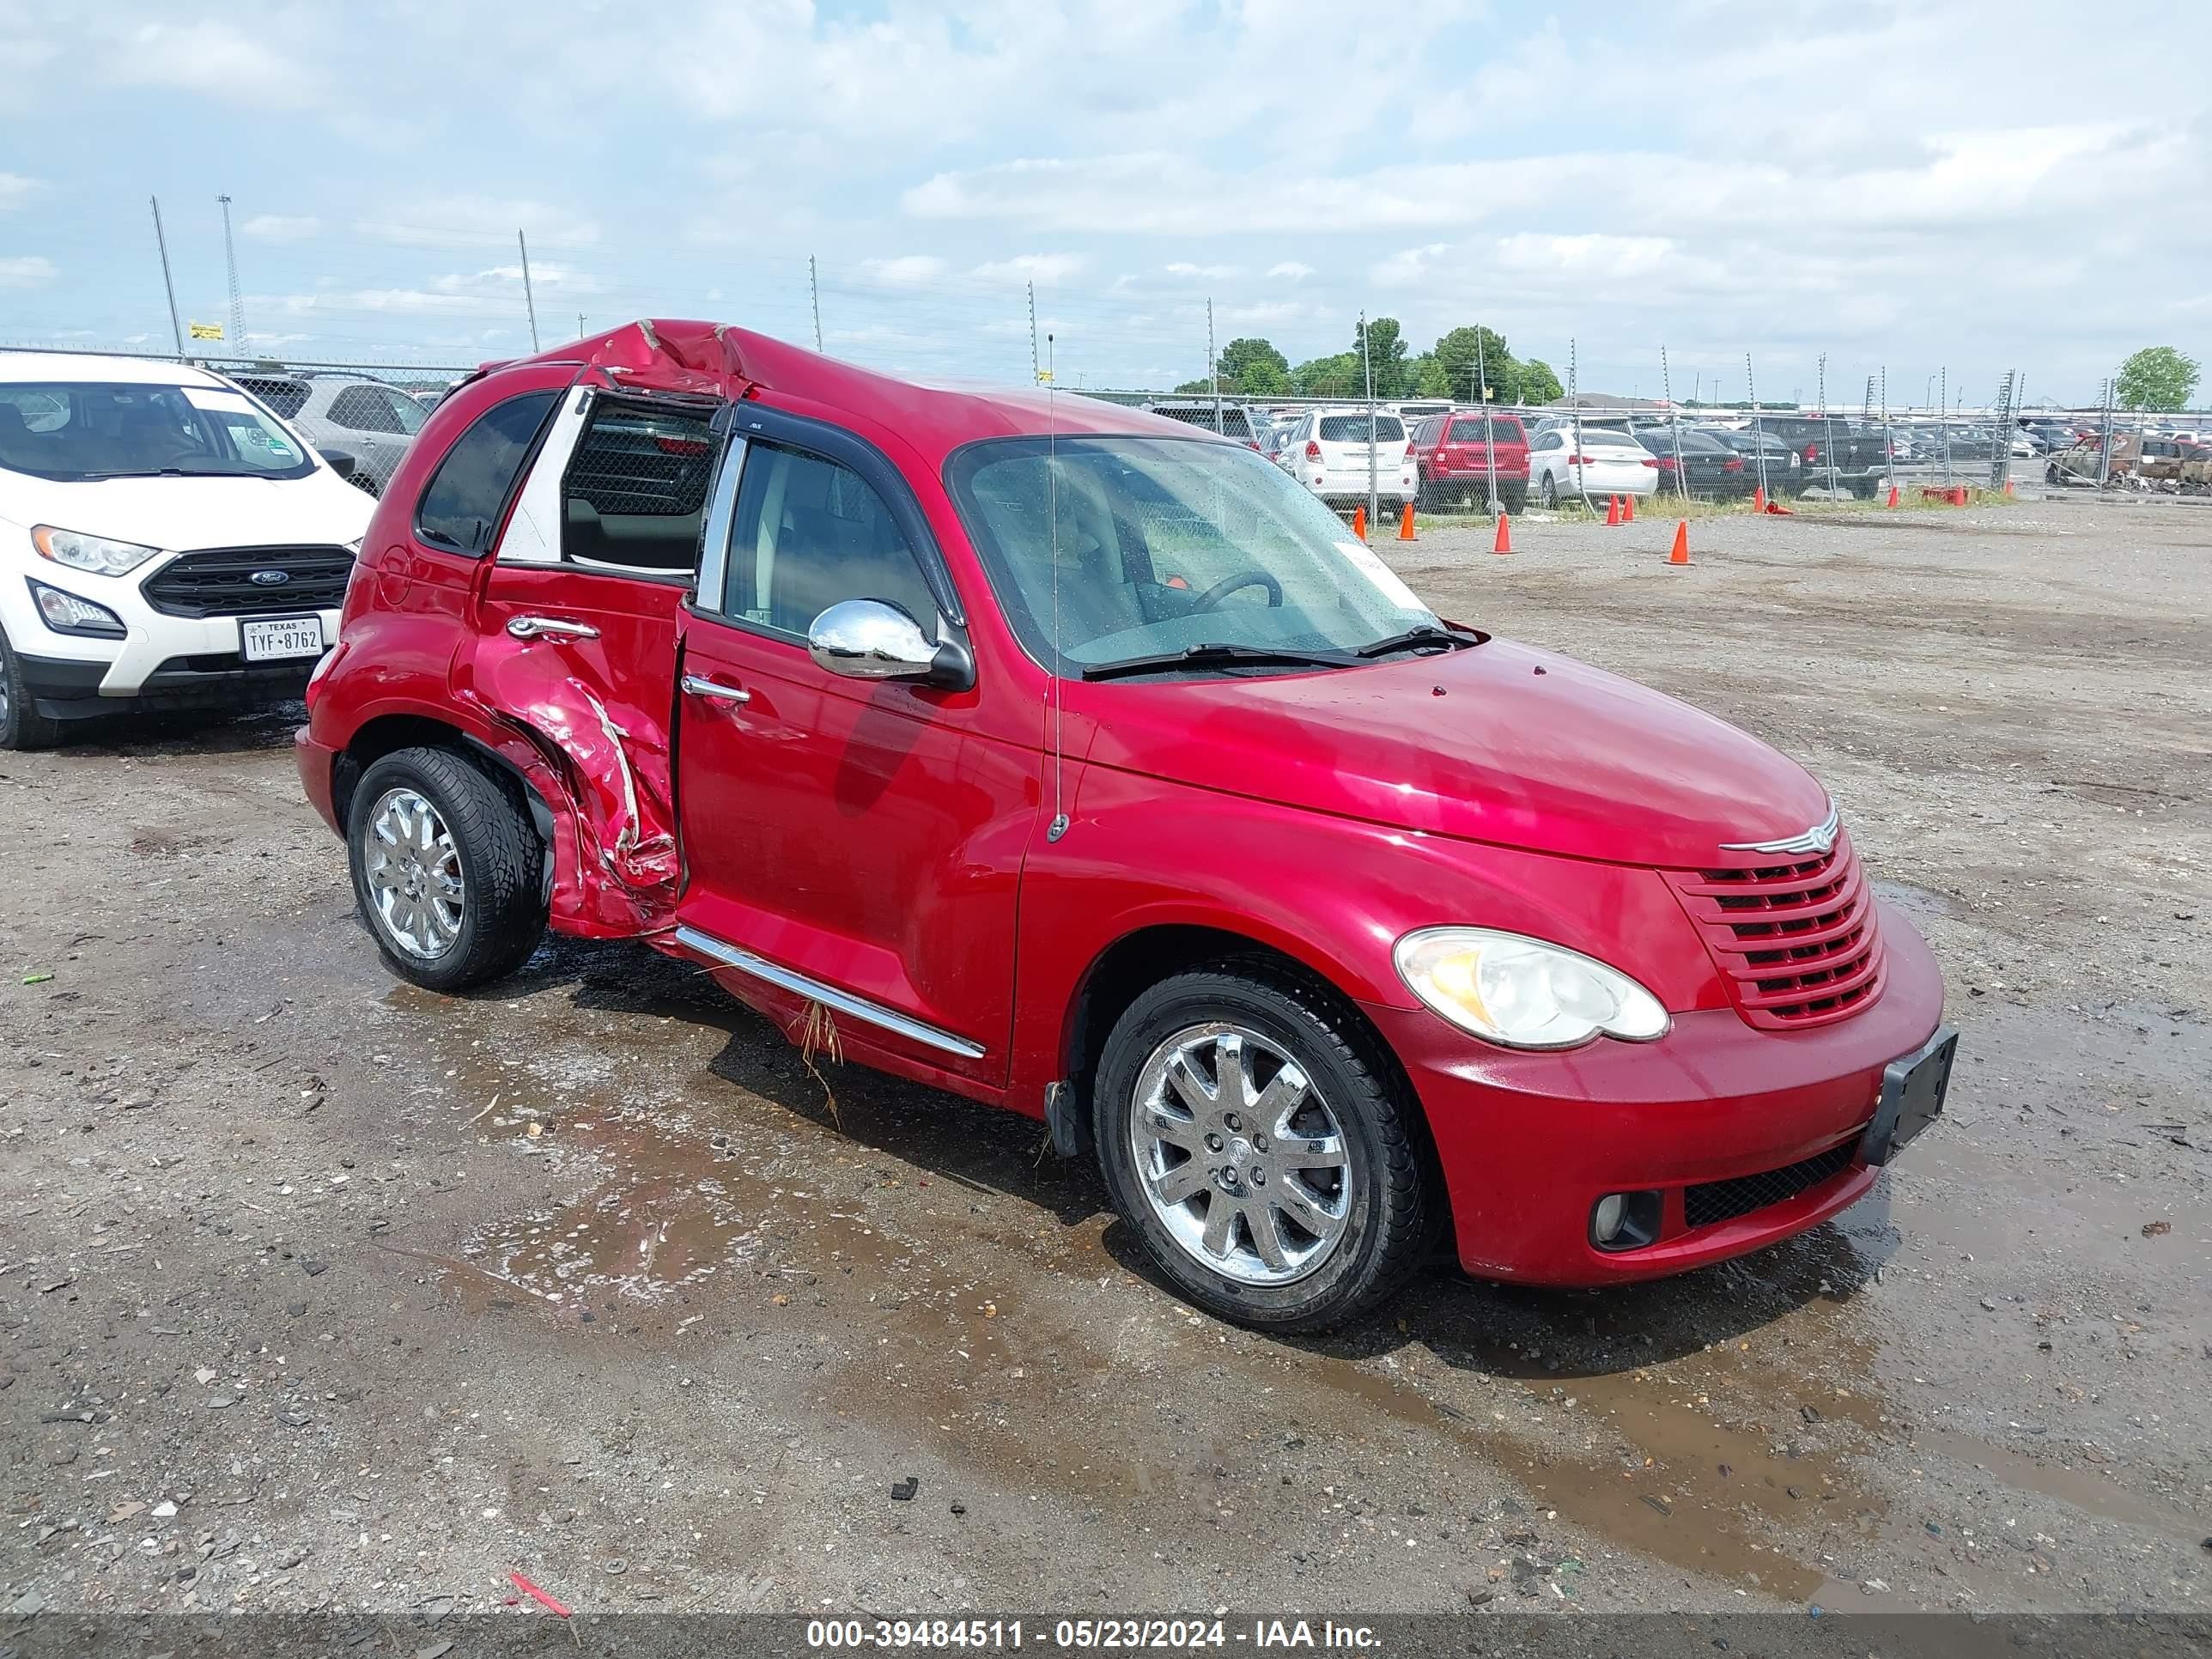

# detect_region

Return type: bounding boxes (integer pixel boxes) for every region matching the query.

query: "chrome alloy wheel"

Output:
[363,787,465,960]
[1129,1022,1355,1286]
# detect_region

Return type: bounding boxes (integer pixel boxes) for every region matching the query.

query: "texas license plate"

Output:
[1863,1026,1957,1166]
[240,615,325,662]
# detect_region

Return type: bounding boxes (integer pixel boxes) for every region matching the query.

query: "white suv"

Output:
[0,353,374,749]
[1273,409,1417,509]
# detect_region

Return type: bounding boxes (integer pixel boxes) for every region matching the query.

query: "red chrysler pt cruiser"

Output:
[295,321,1954,1332]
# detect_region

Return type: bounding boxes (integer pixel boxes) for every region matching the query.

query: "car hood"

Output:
[0,468,374,554]
[1072,638,1832,869]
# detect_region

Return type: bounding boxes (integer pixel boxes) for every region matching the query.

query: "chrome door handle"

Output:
[507,615,599,641]
[681,673,751,703]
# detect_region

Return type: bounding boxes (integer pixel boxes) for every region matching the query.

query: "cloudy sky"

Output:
[3,0,2208,405]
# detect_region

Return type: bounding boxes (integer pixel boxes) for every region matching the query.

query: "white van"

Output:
[0,353,374,748]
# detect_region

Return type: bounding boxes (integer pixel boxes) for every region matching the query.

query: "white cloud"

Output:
[969,252,1084,286]
[0,255,57,287]
[103,20,317,107]
[854,255,950,288]
[1370,245,1449,289]
[0,173,42,212]
[1267,262,1314,281]
[242,214,321,242]
[1165,262,1240,281]
[356,198,601,248]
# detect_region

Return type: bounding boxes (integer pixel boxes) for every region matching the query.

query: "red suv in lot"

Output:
[297,321,1954,1332]
[1410,409,1529,511]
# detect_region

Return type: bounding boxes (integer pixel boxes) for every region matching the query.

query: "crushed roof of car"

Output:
[492,319,1212,465]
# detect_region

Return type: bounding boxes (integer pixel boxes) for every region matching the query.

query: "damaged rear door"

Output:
[461,381,726,935]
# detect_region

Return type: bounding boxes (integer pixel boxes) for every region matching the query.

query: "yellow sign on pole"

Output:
[188,321,223,341]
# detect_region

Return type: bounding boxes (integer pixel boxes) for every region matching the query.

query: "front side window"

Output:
[0,380,314,482]
[415,391,559,554]
[947,436,1437,677]
[716,441,940,639]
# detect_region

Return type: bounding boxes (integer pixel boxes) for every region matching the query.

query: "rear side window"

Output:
[415,391,560,554]
[562,400,718,573]
[330,386,407,434]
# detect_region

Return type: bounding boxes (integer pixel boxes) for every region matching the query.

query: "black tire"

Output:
[1092,962,1436,1333]
[1413,476,1433,512]
[347,745,546,992]
[1500,485,1527,514]
[0,624,66,752]
[1539,472,1560,509]
[2045,463,2062,486]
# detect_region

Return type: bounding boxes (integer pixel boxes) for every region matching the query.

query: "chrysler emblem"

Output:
[249,568,292,586]
[1721,803,1839,857]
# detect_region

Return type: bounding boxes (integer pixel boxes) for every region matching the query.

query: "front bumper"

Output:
[3,563,339,713]
[1370,899,1947,1286]
[18,647,325,720]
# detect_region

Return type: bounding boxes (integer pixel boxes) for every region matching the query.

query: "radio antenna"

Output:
[1045,331,1068,843]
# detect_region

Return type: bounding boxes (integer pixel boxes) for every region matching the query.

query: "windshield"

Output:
[0,380,316,482]
[947,436,1439,677]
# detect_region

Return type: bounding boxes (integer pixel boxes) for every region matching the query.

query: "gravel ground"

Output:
[2,493,2207,1628]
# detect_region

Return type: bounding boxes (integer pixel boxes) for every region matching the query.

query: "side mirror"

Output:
[321,447,358,481]
[807,599,970,690]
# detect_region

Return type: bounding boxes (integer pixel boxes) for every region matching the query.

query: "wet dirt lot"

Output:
[2,494,2208,1624]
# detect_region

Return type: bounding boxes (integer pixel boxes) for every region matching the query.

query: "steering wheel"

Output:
[1188,569,1283,612]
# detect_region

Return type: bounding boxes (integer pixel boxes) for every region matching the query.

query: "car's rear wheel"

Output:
[2045,463,2062,485]
[348,745,546,992]
[1539,472,1560,509]
[0,625,65,752]
[1093,963,1435,1333]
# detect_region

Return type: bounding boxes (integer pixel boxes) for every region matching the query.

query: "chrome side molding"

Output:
[673,924,987,1060]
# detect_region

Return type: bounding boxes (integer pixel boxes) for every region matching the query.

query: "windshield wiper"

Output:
[74,466,253,481]
[1356,623,1483,659]
[1080,642,1356,682]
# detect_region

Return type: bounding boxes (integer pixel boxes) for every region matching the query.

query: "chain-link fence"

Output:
[8,197,2205,509]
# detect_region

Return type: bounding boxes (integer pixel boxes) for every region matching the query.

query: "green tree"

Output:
[1353,316,1413,398]
[1172,377,1211,394]
[1292,352,1360,398]
[2115,346,2201,412]
[1519,357,1564,404]
[1214,337,1291,395]
[1428,325,1519,405]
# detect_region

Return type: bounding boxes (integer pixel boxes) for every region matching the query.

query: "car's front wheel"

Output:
[347,745,546,992]
[1093,963,1435,1333]
[1539,471,1560,509]
[0,625,65,752]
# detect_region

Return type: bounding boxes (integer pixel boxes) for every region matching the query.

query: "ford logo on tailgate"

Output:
[249,569,291,586]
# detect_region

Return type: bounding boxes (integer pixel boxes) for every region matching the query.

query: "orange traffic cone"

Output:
[1885,483,1899,507]
[1604,494,1622,526]
[1668,520,1690,565]
[2003,478,2015,497]
[1752,483,1766,513]
[1492,514,1512,556]
[1622,493,1635,523]
[1397,501,1416,541]
[1352,504,1366,540]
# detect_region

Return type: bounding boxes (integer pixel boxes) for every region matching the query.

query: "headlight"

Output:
[1393,927,1669,1050]
[32,525,162,576]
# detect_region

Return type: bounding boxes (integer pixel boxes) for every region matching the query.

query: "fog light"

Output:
[1592,1193,1626,1243]
[1589,1188,1662,1251]
[28,580,125,639]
